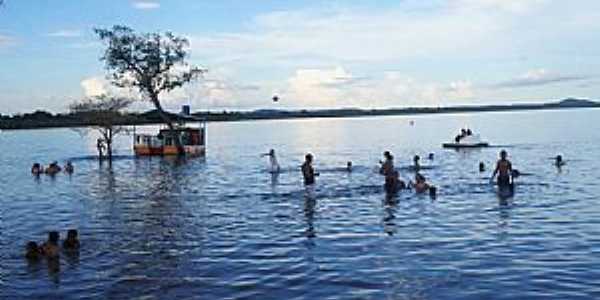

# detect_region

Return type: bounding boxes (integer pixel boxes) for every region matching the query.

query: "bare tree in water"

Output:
[70,95,133,161]
[94,25,205,155]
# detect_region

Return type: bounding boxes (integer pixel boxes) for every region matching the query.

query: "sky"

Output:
[0,0,599,114]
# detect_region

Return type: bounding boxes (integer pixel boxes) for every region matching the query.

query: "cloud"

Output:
[81,77,108,97]
[280,67,474,109]
[492,69,591,89]
[80,76,141,101]
[188,0,552,66]
[132,1,160,10]
[46,30,82,38]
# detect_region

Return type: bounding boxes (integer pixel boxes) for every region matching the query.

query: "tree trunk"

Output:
[150,94,185,155]
[107,128,113,161]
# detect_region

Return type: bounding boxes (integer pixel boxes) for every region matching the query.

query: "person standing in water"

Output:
[379,151,394,177]
[302,153,319,186]
[380,151,397,193]
[97,138,105,159]
[491,150,513,187]
[261,149,280,173]
[412,155,421,171]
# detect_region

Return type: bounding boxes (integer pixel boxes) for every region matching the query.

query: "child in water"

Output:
[31,163,43,175]
[64,161,74,174]
[41,231,60,259]
[25,241,42,260]
[45,161,62,175]
[412,173,431,194]
[412,155,421,171]
[63,229,80,250]
[555,155,566,167]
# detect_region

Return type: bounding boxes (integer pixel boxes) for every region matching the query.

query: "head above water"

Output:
[500,150,507,159]
[269,149,275,155]
[305,153,313,163]
[48,231,59,244]
[414,155,420,162]
[556,155,563,162]
[26,241,39,251]
[384,151,392,160]
[67,229,78,239]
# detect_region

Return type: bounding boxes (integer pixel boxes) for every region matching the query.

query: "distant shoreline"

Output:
[1,98,598,130]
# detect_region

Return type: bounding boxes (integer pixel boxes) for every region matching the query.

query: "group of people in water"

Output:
[25,230,80,261]
[31,161,74,176]
[377,151,436,197]
[263,149,437,198]
[263,147,567,199]
[454,128,474,143]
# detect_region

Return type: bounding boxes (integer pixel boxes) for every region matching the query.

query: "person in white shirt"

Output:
[261,149,281,173]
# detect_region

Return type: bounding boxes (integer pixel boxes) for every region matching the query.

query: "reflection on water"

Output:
[2,109,600,299]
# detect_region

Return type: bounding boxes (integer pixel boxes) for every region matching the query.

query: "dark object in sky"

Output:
[272,95,279,102]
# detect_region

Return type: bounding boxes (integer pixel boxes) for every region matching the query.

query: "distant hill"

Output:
[1,98,599,130]
[557,98,598,107]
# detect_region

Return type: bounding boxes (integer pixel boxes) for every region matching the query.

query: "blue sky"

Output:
[1,0,599,114]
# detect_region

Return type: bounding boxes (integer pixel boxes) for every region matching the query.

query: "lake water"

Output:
[2,109,600,299]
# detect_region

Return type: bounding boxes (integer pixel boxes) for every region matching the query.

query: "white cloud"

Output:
[81,77,108,97]
[46,30,82,38]
[80,76,141,102]
[189,0,549,65]
[492,69,591,89]
[132,1,160,10]
[280,67,474,109]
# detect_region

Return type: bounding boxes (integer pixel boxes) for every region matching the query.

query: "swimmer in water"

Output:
[479,162,485,172]
[45,161,62,175]
[63,229,80,250]
[384,170,405,195]
[301,153,319,186]
[346,161,353,172]
[379,151,394,177]
[555,155,566,167]
[261,149,280,173]
[380,151,396,191]
[25,241,42,261]
[41,231,60,259]
[491,150,513,188]
[412,173,431,194]
[64,161,74,174]
[412,155,421,171]
[428,153,434,160]
[31,163,43,175]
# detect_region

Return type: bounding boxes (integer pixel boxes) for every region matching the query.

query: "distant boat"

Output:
[133,109,206,156]
[133,125,206,156]
[442,134,489,149]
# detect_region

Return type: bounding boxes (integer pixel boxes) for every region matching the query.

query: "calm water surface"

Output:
[2,109,600,299]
